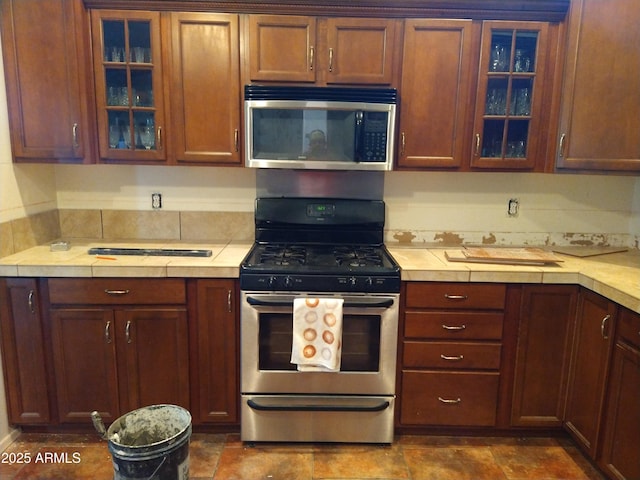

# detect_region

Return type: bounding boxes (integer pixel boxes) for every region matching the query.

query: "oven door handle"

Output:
[247,399,390,412]
[246,296,394,309]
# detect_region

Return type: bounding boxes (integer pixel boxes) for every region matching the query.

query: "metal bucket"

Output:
[103,405,192,480]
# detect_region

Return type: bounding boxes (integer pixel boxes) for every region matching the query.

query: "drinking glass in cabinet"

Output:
[102,20,125,62]
[485,78,508,115]
[482,120,504,157]
[514,49,531,72]
[139,125,155,150]
[128,21,152,63]
[489,32,512,72]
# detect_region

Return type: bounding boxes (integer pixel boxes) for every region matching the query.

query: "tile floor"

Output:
[0,432,606,480]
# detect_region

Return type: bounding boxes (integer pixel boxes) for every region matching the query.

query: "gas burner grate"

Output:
[259,245,307,266]
[334,246,383,268]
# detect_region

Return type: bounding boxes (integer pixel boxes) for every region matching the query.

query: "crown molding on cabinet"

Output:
[82,0,569,22]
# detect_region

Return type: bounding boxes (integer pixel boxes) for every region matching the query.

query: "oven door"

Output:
[240,292,399,395]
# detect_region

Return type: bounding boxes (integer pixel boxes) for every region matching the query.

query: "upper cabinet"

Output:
[90,10,167,163]
[555,0,640,172]
[248,15,401,86]
[397,19,475,169]
[89,10,242,165]
[0,0,95,163]
[169,13,241,165]
[397,19,560,171]
[471,21,552,170]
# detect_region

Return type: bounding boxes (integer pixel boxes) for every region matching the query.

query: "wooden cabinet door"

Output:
[0,279,50,424]
[118,308,189,411]
[169,13,241,165]
[50,308,120,424]
[91,10,167,163]
[324,18,399,85]
[248,15,317,83]
[396,19,475,169]
[564,289,617,458]
[511,285,577,427]
[556,0,640,172]
[471,21,550,170]
[0,0,94,162]
[193,280,238,424]
[599,340,640,480]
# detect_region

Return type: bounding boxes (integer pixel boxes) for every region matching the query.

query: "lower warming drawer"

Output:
[241,395,395,443]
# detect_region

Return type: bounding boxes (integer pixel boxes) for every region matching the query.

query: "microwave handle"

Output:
[354,111,364,161]
[246,295,394,309]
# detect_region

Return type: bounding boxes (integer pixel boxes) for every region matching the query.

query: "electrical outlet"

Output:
[508,198,519,217]
[151,193,162,209]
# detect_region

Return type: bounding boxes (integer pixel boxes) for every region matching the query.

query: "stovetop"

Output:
[240,198,401,293]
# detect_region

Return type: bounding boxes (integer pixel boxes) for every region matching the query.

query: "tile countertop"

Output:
[388,247,640,314]
[0,240,253,279]
[0,241,638,313]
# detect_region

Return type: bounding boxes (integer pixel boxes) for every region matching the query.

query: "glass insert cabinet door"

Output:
[91,11,165,161]
[472,22,549,169]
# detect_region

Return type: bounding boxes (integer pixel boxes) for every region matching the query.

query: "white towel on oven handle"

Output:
[291,297,343,372]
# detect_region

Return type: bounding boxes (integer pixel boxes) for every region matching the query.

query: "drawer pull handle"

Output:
[438,396,461,404]
[104,289,130,296]
[440,354,464,361]
[442,324,466,331]
[227,289,232,313]
[125,320,132,344]
[444,294,468,300]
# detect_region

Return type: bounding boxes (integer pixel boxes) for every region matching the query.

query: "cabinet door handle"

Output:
[438,396,461,404]
[601,314,611,339]
[328,47,334,72]
[440,354,464,361]
[444,294,468,300]
[475,133,481,156]
[72,123,79,148]
[558,133,566,157]
[125,320,132,344]
[309,46,314,71]
[105,321,112,344]
[442,324,466,331]
[157,126,163,150]
[28,289,36,314]
[227,289,232,312]
[234,128,239,152]
[401,132,406,156]
[104,289,130,296]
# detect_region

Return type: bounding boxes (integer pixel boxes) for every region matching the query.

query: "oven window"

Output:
[258,313,381,372]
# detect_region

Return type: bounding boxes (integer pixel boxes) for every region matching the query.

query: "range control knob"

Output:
[365,277,374,287]
[283,276,293,289]
[349,277,357,287]
[268,276,277,288]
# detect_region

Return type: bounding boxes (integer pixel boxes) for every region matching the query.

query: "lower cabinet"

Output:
[192,279,238,424]
[47,278,189,424]
[0,278,51,424]
[598,308,640,480]
[564,289,617,458]
[399,282,506,427]
[511,285,578,427]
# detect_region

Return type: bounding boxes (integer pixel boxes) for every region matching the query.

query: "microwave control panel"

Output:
[361,112,388,162]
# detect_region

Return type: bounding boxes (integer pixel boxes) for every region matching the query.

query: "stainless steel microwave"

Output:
[244,85,397,171]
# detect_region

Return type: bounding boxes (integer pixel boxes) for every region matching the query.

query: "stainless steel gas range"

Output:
[239,197,401,443]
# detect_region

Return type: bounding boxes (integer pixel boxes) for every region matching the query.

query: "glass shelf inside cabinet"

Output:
[481,29,538,160]
[102,19,155,151]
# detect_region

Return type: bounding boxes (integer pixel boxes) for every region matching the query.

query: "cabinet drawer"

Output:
[617,308,640,350]
[48,278,186,305]
[403,341,501,369]
[405,283,506,309]
[405,311,504,340]
[400,371,499,426]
